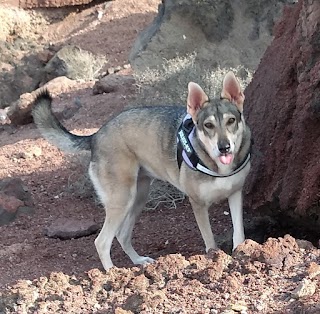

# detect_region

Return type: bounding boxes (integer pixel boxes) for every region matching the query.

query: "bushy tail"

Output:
[32,90,92,153]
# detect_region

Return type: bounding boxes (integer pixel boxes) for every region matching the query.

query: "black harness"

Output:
[176,114,251,178]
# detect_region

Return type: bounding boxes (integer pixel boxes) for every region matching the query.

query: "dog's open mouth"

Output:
[219,154,233,165]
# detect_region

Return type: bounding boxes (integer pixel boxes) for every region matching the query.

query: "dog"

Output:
[32,71,251,270]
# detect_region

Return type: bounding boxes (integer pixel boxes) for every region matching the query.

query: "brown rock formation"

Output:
[6,76,78,125]
[244,0,320,219]
[0,0,96,8]
[19,0,94,8]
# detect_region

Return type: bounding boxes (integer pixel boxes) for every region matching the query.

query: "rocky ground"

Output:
[0,1,320,313]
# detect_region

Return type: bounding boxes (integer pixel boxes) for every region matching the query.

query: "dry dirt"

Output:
[0,1,320,313]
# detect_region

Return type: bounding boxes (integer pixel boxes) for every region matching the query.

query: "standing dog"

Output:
[32,72,251,270]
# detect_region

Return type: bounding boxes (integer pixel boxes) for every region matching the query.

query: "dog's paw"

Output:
[133,256,155,265]
[232,239,245,251]
[205,244,218,253]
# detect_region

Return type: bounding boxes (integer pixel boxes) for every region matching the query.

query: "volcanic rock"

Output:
[244,0,320,223]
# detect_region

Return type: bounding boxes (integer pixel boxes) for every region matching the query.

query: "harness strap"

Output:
[177,142,183,169]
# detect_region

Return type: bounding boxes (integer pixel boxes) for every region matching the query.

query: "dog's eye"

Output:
[227,118,235,125]
[204,122,215,129]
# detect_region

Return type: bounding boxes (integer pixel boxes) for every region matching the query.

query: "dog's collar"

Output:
[176,114,251,178]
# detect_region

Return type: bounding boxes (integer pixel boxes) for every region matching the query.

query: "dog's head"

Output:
[187,72,245,167]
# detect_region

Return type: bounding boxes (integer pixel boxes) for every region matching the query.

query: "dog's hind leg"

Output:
[89,162,139,270]
[190,199,217,252]
[228,189,245,250]
[116,171,154,265]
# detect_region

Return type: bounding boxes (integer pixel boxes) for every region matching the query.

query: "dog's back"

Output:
[92,106,186,182]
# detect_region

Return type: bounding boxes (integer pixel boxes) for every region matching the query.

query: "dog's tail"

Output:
[32,90,92,153]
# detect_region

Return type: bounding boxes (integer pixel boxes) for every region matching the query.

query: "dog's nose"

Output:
[218,141,231,154]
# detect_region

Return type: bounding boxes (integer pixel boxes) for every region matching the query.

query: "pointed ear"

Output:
[187,82,209,120]
[221,71,245,112]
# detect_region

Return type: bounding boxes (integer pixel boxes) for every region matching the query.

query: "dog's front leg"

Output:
[228,189,245,250]
[190,199,217,252]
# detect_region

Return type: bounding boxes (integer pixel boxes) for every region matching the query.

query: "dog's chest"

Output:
[197,165,250,203]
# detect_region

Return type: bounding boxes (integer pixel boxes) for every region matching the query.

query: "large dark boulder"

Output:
[244,0,320,223]
[130,0,295,71]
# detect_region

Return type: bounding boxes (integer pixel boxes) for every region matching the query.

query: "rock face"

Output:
[130,0,295,71]
[244,0,320,220]
[7,0,95,9]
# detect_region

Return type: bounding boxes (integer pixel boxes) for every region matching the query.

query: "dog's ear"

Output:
[221,71,245,112]
[187,82,209,120]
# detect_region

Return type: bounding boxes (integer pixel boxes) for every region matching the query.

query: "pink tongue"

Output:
[219,154,233,165]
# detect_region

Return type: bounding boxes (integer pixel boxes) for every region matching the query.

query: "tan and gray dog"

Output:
[32,72,251,270]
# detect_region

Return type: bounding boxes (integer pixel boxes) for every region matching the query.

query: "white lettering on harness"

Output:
[178,130,192,153]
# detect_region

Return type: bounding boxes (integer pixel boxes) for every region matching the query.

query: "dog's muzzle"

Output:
[218,140,231,154]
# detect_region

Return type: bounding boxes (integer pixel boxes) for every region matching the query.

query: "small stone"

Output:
[256,303,265,311]
[92,74,135,95]
[97,10,103,20]
[291,278,317,299]
[0,193,24,213]
[296,239,314,250]
[225,274,241,291]
[114,308,132,314]
[123,293,144,312]
[32,147,42,157]
[107,67,115,75]
[307,262,320,279]
[223,293,230,300]
[128,274,150,291]
[0,108,10,124]
[45,218,100,240]
[0,178,33,206]
[37,50,54,63]
[231,302,247,312]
